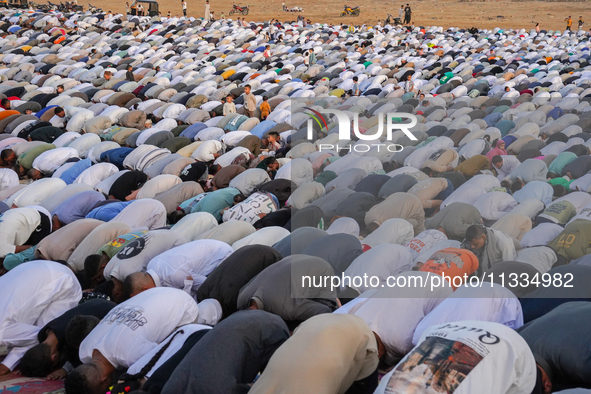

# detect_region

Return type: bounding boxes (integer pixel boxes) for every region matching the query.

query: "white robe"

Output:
[0,261,81,370]
[32,147,79,174]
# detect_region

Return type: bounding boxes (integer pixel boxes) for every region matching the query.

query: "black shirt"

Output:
[38,299,116,365]
[126,71,135,82]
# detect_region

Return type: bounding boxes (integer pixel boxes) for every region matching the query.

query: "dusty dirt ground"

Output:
[74,0,591,32]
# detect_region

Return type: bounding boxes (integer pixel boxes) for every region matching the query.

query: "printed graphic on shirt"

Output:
[385,322,501,394]
[407,238,427,255]
[102,305,147,331]
[427,149,445,162]
[115,231,162,260]
[223,192,278,224]
[426,250,465,270]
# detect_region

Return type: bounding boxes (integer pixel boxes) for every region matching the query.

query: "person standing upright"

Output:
[404,3,411,24]
[398,4,404,22]
[243,85,256,118]
[565,15,572,31]
[204,0,210,21]
[182,0,187,16]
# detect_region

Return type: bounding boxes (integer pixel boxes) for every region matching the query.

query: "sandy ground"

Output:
[70,0,591,32]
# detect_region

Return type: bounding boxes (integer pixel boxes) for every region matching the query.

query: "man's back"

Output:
[79,287,198,368]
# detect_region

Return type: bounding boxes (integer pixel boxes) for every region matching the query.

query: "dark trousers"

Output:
[142,329,210,394]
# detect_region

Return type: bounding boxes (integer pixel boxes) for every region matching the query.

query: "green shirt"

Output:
[548,177,574,189]
[539,200,576,225]
[549,219,591,261]
[17,143,55,170]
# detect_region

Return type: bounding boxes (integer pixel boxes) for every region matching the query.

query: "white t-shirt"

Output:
[412,283,524,346]
[375,320,536,394]
[104,230,187,281]
[32,147,79,174]
[334,272,453,363]
[146,239,233,296]
[79,287,198,368]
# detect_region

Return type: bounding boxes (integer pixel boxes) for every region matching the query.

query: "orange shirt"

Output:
[420,247,479,289]
[0,110,20,121]
[260,102,271,118]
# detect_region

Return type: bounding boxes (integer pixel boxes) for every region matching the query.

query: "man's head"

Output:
[208,163,220,176]
[511,179,523,193]
[103,71,112,80]
[421,167,435,178]
[226,94,233,103]
[65,363,109,394]
[407,74,412,80]
[492,155,503,169]
[504,86,510,92]
[532,361,552,394]
[1,98,10,109]
[265,157,279,171]
[244,84,251,94]
[55,106,65,117]
[13,163,26,178]
[56,85,64,94]
[419,93,425,100]
[66,315,101,356]
[84,254,109,288]
[267,131,280,143]
[27,168,42,180]
[353,76,358,82]
[51,214,65,232]
[110,278,126,303]
[0,149,15,166]
[20,343,57,377]
[127,65,132,71]
[552,184,566,198]
[25,108,33,115]
[363,221,380,237]
[465,225,487,250]
[123,272,156,298]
